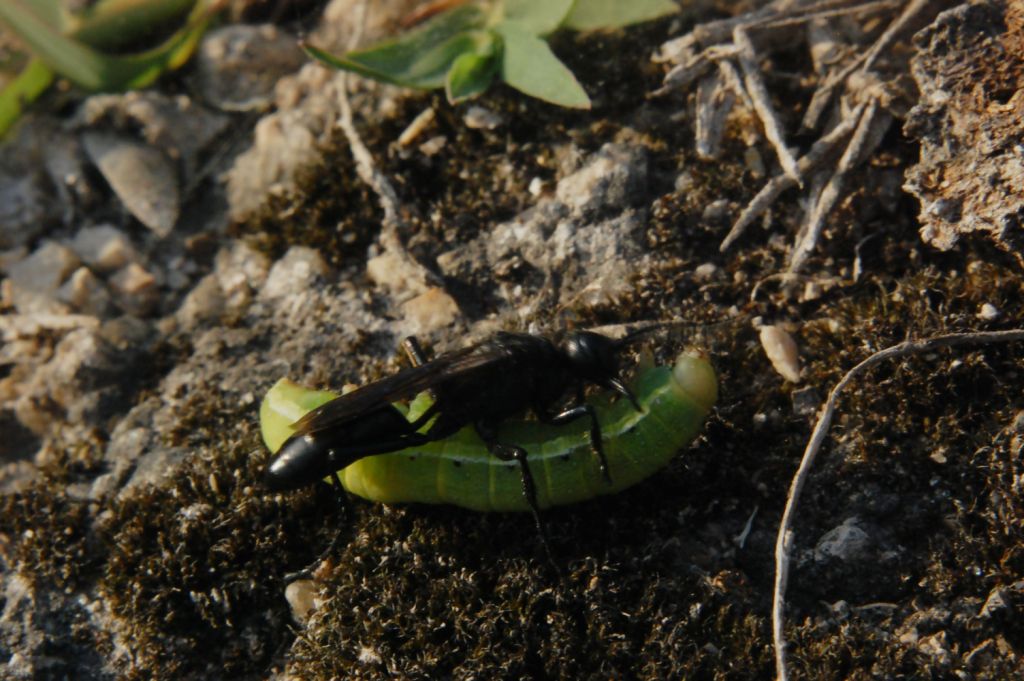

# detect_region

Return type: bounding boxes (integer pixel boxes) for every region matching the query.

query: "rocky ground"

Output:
[1,0,1022,679]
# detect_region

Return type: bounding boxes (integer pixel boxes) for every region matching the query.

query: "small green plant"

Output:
[0,0,222,136]
[304,0,678,109]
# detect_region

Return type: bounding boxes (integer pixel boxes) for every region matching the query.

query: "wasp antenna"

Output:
[613,316,746,350]
[612,320,696,349]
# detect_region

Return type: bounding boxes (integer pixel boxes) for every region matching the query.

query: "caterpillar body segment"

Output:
[260,350,717,511]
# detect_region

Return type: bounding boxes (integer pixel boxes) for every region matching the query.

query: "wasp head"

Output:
[563,331,640,410]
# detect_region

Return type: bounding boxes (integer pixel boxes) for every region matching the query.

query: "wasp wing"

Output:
[288,343,507,436]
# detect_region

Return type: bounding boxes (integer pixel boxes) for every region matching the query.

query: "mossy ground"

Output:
[2,11,1022,681]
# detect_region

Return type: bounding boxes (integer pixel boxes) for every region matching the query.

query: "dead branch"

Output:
[773,329,1024,681]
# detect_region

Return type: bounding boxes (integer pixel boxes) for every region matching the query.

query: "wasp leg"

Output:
[399,337,445,431]
[402,336,430,367]
[536,399,612,484]
[282,431,436,584]
[475,421,559,573]
[282,471,350,583]
[403,335,451,409]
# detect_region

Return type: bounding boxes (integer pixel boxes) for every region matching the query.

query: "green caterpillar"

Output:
[260,350,717,511]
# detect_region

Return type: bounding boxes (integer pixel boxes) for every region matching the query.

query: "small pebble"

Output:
[743,146,765,177]
[176,274,225,330]
[70,224,136,272]
[401,287,460,334]
[418,135,447,156]
[814,517,870,562]
[979,588,1009,618]
[284,579,319,624]
[463,105,503,130]
[82,132,180,237]
[701,199,730,223]
[977,303,1000,321]
[109,263,158,315]
[260,246,329,300]
[397,107,436,147]
[4,241,80,294]
[791,386,820,417]
[58,267,112,316]
[674,171,695,194]
[693,262,717,281]
[759,324,802,383]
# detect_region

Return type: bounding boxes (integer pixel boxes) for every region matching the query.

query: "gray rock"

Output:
[69,225,137,273]
[2,242,81,315]
[814,517,871,563]
[0,568,117,679]
[225,61,346,220]
[77,91,230,186]
[108,263,159,316]
[57,267,114,317]
[194,25,306,112]
[554,143,649,217]
[119,445,189,498]
[82,132,180,237]
[438,143,656,312]
[90,423,155,499]
[214,240,270,313]
[3,242,80,296]
[259,246,331,302]
[0,172,49,250]
[175,274,226,331]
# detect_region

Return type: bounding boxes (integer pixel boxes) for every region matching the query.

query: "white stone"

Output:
[284,579,319,623]
[58,266,112,316]
[260,246,329,300]
[4,241,80,294]
[759,324,802,383]
[109,263,158,315]
[401,287,460,335]
[70,225,136,272]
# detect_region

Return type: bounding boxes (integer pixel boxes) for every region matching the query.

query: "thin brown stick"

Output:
[773,329,1024,681]
[861,0,934,71]
[720,103,864,251]
[695,73,736,159]
[788,99,890,271]
[334,0,439,294]
[734,26,802,186]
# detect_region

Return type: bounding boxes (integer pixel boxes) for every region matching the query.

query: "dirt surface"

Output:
[1,1,1022,679]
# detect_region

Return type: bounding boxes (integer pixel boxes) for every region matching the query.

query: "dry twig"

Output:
[332,0,439,295]
[720,104,864,251]
[788,99,891,271]
[733,26,802,185]
[772,329,1024,681]
[658,0,946,269]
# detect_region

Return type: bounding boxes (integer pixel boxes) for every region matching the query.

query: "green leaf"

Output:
[305,4,486,89]
[498,0,575,36]
[14,0,62,32]
[495,21,589,109]
[564,0,677,31]
[62,0,199,51]
[444,31,499,103]
[0,57,54,137]
[0,0,214,91]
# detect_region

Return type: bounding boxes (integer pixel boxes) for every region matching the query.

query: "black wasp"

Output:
[264,330,644,518]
